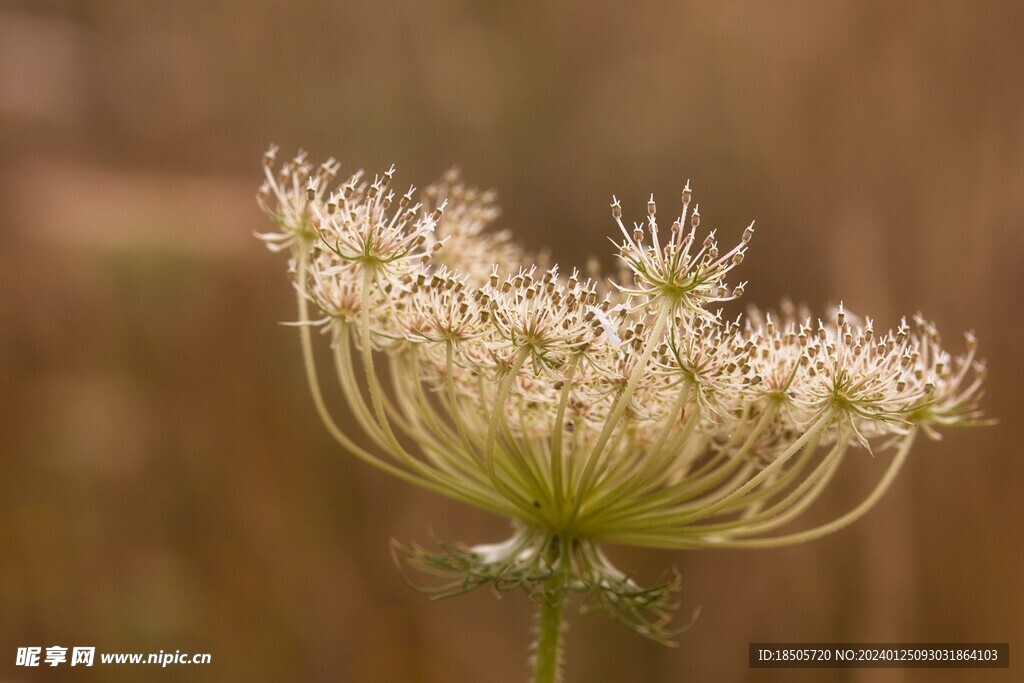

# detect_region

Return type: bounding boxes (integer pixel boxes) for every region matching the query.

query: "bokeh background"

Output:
[2,1,1022,681]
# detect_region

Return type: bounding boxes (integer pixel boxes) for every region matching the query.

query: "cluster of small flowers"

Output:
[257,147,986,557]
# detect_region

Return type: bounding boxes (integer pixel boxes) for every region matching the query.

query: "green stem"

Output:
[532,576,567,683]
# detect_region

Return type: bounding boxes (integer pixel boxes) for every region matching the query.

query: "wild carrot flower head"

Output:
[257,148,988,641]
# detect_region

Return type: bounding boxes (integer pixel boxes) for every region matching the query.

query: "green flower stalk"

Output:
[257,147,988,682]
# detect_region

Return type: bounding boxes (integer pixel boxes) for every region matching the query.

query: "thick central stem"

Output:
[532,574,567,683]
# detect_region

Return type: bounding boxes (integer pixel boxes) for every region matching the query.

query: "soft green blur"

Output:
[2,1,1022,681]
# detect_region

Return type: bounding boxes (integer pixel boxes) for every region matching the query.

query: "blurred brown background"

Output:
[2,1,1022,681]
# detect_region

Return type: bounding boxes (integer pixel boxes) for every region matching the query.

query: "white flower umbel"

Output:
[257,148,988,683]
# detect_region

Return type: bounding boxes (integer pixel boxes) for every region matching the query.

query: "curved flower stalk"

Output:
[256,147,988,683]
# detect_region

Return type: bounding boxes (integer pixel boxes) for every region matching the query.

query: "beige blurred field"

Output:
[2,1,1022,681]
